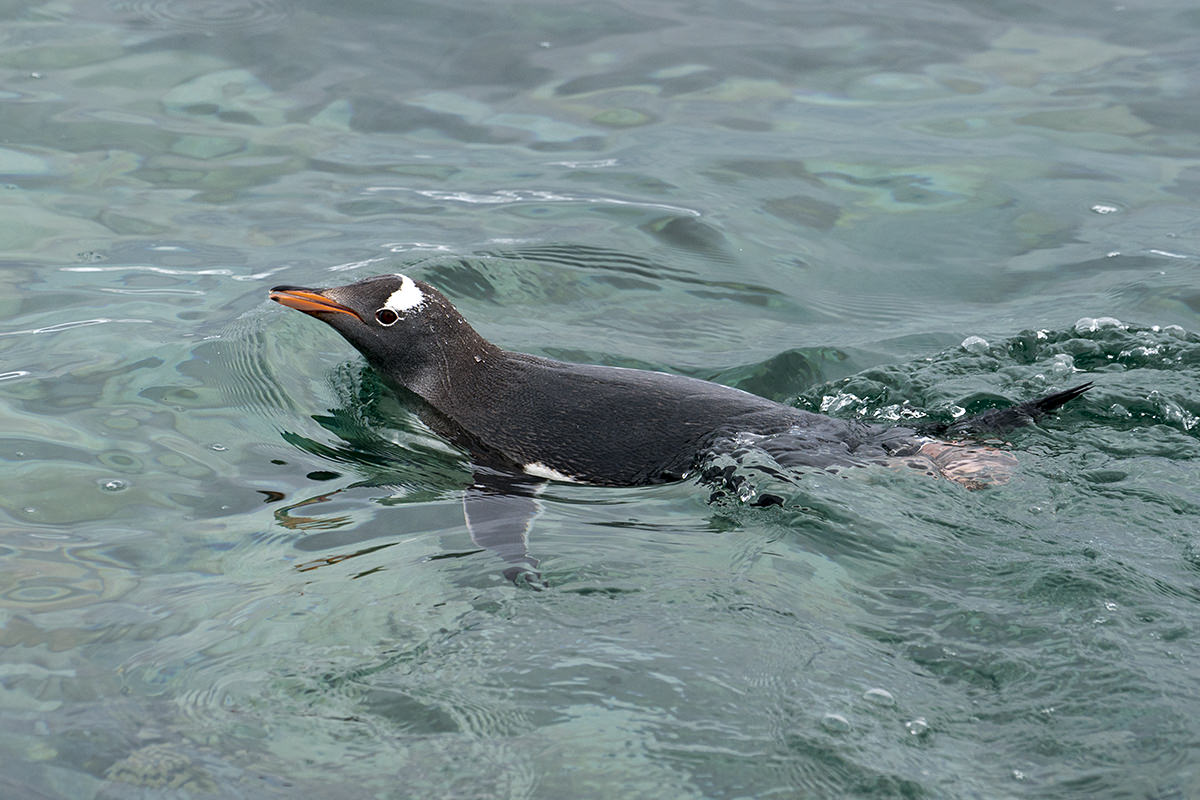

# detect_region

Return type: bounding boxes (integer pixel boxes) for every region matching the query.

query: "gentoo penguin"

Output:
[270,273,1091,583]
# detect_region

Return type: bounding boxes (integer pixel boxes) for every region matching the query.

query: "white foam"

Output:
[522,461,580,483]
[384,274,426,313]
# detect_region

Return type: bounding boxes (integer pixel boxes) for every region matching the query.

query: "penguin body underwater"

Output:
[270,273,1091,583]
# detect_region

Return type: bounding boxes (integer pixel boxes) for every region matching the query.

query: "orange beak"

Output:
[269,287,362,321]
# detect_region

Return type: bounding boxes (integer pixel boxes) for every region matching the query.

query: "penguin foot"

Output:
[504,565,547,591]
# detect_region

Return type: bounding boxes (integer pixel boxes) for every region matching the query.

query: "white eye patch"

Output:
[384,274,426,313]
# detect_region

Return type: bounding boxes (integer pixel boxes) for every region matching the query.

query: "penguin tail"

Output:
[922,381,1093,437]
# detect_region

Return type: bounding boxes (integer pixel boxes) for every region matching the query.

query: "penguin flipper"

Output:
[462,471,545,589]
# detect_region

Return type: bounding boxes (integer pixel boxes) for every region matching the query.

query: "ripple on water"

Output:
[0,533,138,618]
[108,0,291,33]
[198,330,297,417]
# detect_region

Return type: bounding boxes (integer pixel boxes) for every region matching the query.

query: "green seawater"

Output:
[2,1,1199,797]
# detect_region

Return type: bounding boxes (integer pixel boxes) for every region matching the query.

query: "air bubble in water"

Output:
[820,713,851,733]
[960,335,989,353]
[905,717,930,737]
[1047,353,1075,375]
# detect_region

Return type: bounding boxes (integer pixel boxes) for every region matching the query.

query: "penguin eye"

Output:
[375,308,399,326]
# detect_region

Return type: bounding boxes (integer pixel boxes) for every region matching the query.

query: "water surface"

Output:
[2,0,1200,797]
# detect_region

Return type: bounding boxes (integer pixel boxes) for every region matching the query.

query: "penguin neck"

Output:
[387,325,504,414]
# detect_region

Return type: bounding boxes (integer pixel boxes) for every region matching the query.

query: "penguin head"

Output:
[270,274,496,401]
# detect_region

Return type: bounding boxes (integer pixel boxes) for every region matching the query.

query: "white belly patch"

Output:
[522,461,581,483]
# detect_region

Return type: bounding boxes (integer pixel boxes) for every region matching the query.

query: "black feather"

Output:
[923,382,1093,437]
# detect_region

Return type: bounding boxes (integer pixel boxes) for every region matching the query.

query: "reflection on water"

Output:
[2,0,1200,797]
